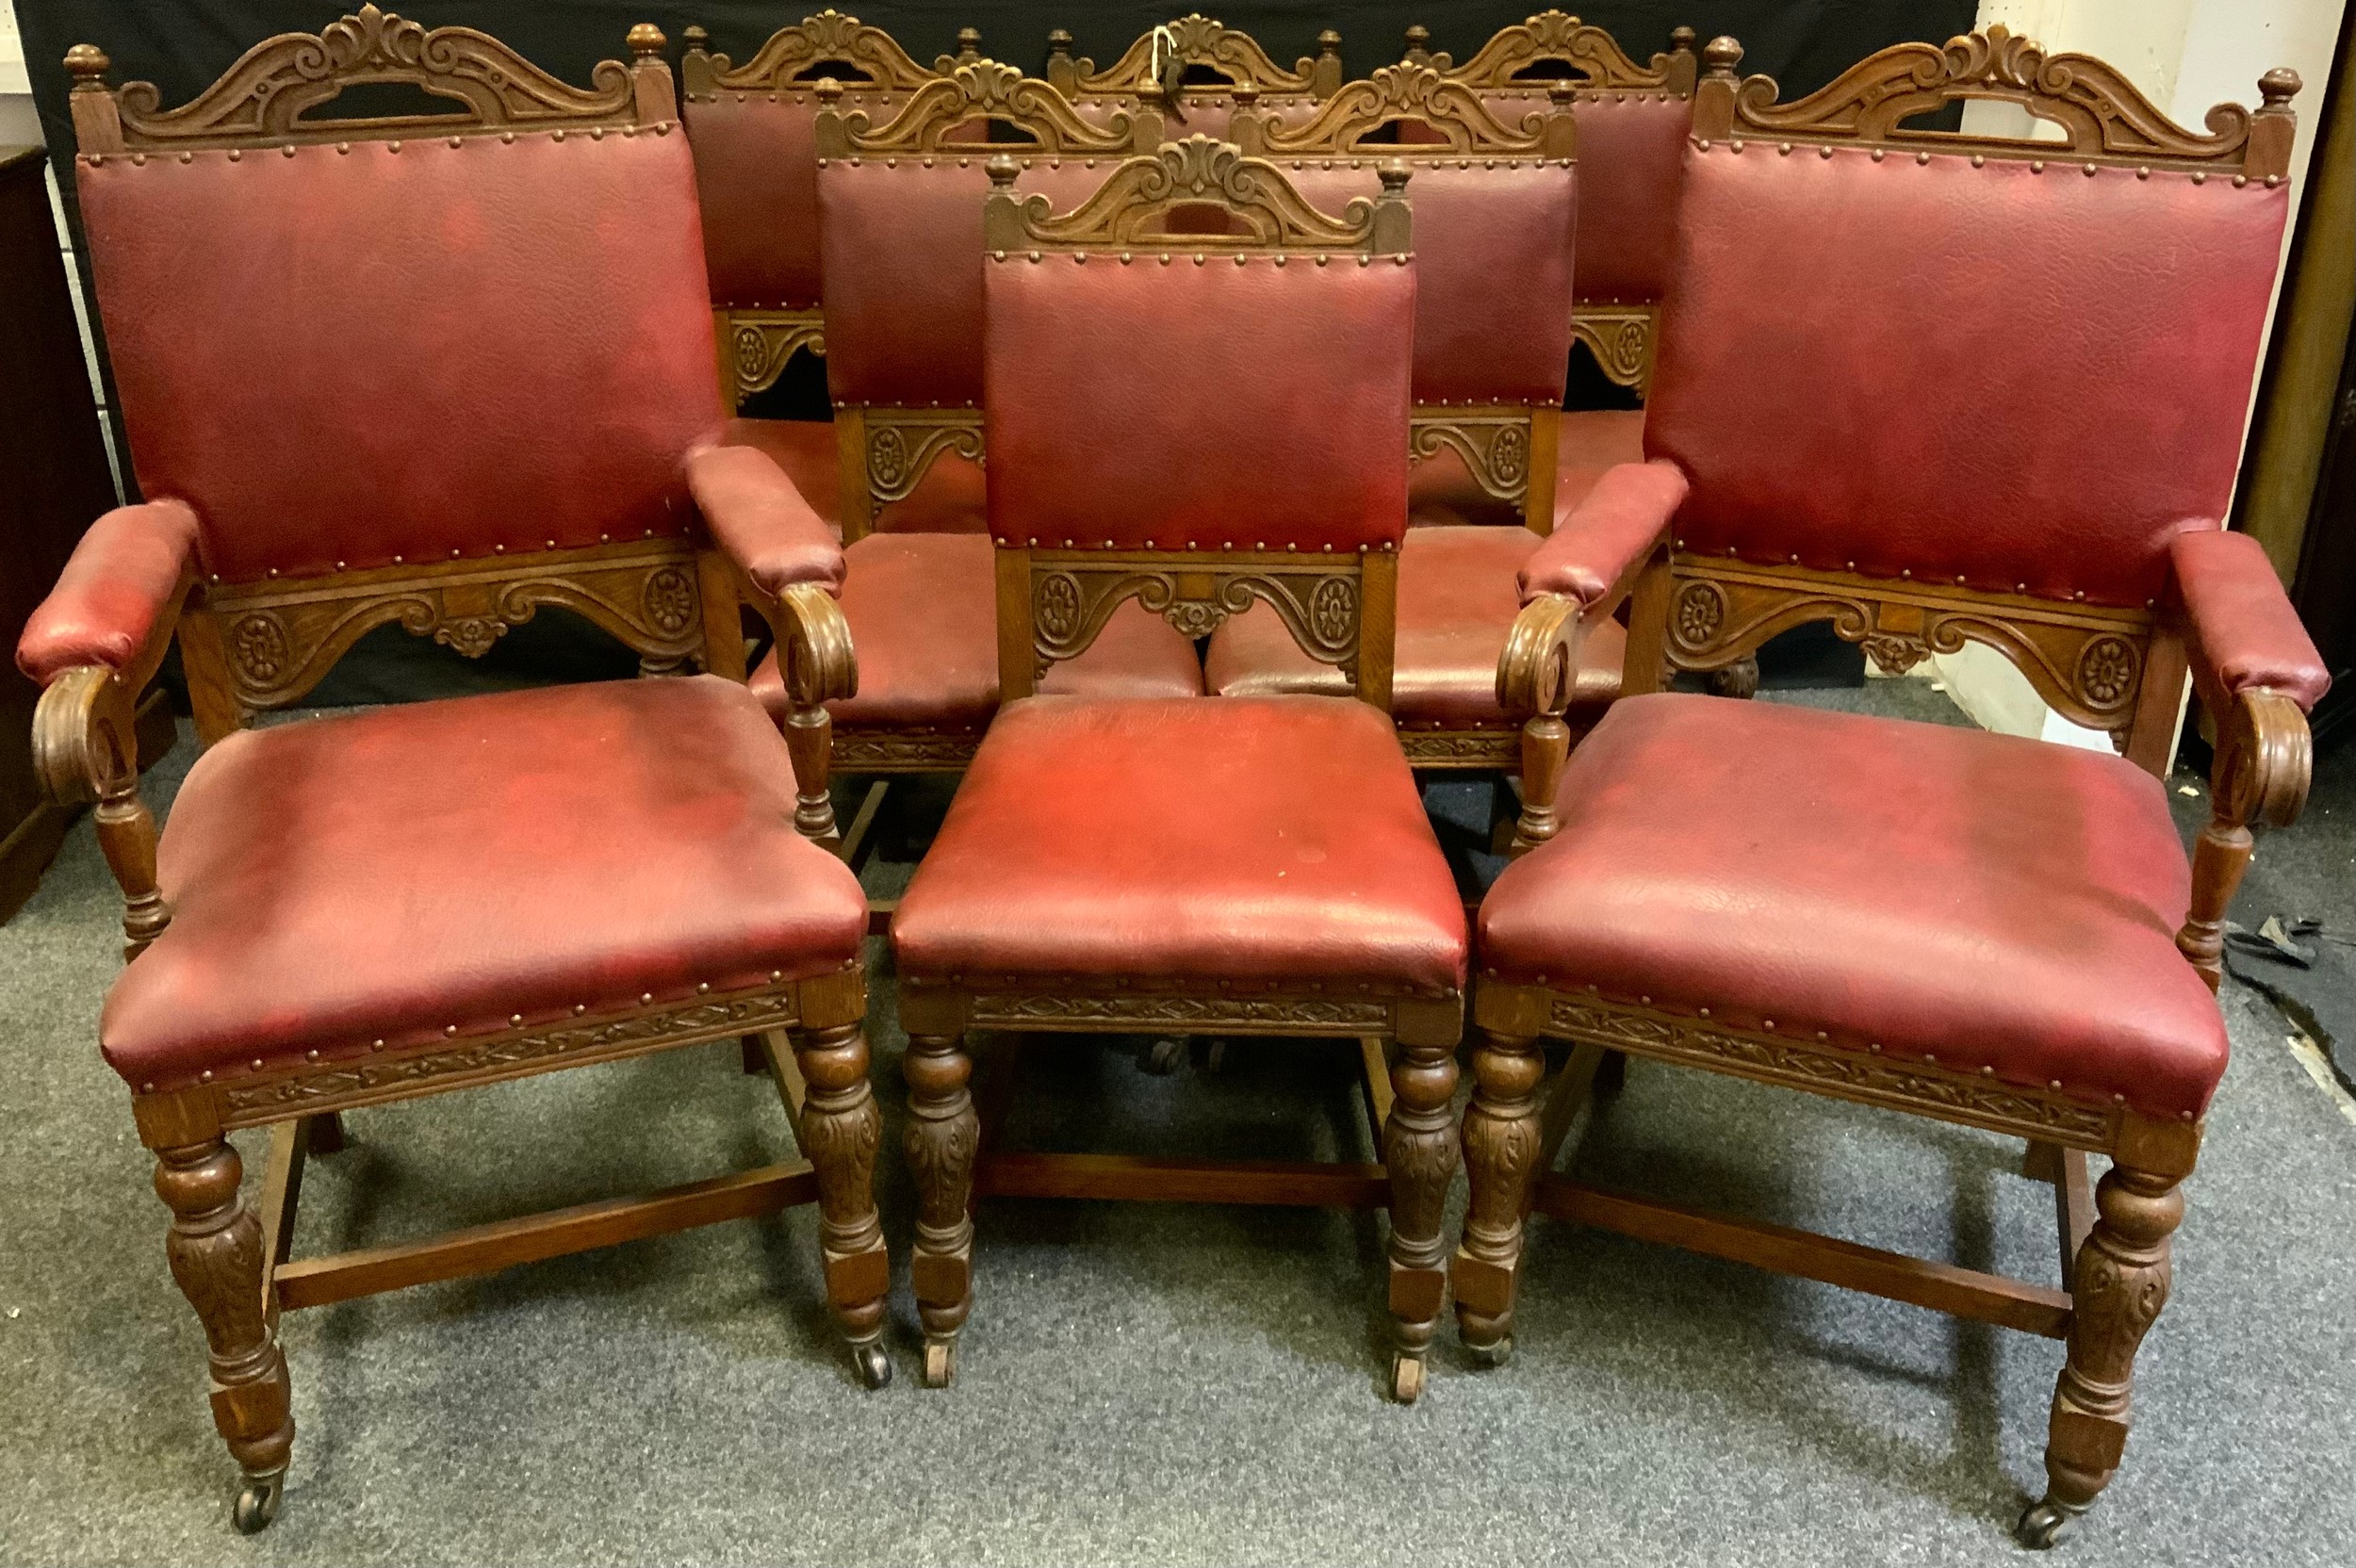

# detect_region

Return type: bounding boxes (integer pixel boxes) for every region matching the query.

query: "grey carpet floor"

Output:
[3,680,2353,1567]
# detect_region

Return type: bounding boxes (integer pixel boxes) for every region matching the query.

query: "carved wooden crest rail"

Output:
[66,5,669,152]
[1046,13,1343,102]
[1403,9,1698,94]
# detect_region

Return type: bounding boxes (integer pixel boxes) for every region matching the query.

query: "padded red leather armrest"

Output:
[686,444,845,598]
[2169,529,2330,712]
[16,499,200,683]
[1520,460,1688,606]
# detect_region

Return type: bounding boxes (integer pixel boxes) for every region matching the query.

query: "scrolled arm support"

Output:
[2175,685,2311,990]
[722,561,858,847]
[1496,594,1586,853]
[33,665,170,958]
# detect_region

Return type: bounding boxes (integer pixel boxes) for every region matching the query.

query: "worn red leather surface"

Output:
[687,443,845,596]
[1644,144,2290,609]
[16,500,199,681]
[720,419,844,533]
[1287,161,1574,405]
[817,157,1110,407]
[893,694,1468,989]
[101,678,867,1090]
[1481,693,2227,1119]
[77,131,723,584]
[2169,528,2331,710]
[688,89,909,309]
[1522,460,1686,602]
[984,253,1415,551]
[747,532,1203,729]
[1206,526,1624,725]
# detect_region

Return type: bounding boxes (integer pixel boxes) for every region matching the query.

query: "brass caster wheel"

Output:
[922,1337,957,1388]
[852,1342,892,1391]
[1464,1334,1513,1370]
[2016,1499,2082,1550]
[1390,1352,1425,1404]
[232,1469,285,1535]
[1142,1037,1186,1075]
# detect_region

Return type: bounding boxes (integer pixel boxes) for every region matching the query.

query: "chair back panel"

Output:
[78,122,719,589]
[1285,161,1572,406]
[688,90,904,310]
[818,157,1113,407]
[1648,103,2290,612]
[985,253,1415,553]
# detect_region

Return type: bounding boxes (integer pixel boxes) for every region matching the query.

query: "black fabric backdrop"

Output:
[15,2,1972,697]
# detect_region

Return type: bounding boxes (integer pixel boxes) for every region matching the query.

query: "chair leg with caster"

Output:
[2019,1162,2185,1548]
[906,1031,978,1387]
[793,1021,893,1390]
[155,1137,295,1533]
[1383,1039,1460,1402]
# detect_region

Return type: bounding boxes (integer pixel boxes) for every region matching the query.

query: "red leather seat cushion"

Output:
[102,678,868,1093]
[893,695,1469,991]
[749,532,1203,732]
[1205,527,1624,727]
[1480,694,2225,1119]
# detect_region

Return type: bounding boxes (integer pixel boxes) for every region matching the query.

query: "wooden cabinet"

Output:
[0,144,129,921]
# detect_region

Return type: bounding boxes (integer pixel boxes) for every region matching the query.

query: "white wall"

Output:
[1938,0,2348,751]
[1,0,40,144]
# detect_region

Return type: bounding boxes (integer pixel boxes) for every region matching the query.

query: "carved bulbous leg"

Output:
[1383,1039,1461,1402]
[1451,1029,1546,1365]
[2020,1163,2185,1548]
[904,1032,978,1388]
[791,1022,892,1389]
[154,1139,293,1532]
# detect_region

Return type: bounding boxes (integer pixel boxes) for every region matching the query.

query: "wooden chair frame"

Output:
[1232,63,1577,774]
[1476,29,2311,1548]
[45,10,886,1530]
[896,140,1465,1402]
[1404,9,1700,394]
[682,9,986,409]
[1044,12,1343,117]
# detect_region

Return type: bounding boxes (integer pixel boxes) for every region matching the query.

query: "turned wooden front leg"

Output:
[155,1139,293,1516]
[1451,1028,1546,1361]
[1383,1039,1461,1400]
[783,705,842,846]
[790,1022,890,1363]
[2021,1163,2186,1546]
[904,1031,978,1387]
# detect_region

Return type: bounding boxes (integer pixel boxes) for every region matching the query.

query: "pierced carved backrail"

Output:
[1405,10,1698,95]
[1046,14,1343,103]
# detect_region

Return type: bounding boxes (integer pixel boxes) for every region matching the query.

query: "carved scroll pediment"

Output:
[1235,64,1575,157]
[817,60,1152,155]
[683,10,944,98]
[1048,15,1341,100]
[1695,26,2299,176]
[1407,11,1696,94]
[66,6,664,154]
[983,136,1407,253]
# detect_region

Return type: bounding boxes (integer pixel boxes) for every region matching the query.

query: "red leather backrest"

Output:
[77,131,721,586]
[984,253,1415,551]
[1468,91,1688,305]
[1646,144,2289,609]
[1288,161,1573,404]
[818,157,1109,407]
[687,89,906,310]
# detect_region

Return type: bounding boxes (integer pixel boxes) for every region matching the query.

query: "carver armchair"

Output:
[1459,31,2324,1547]
[888,141,1470,1400]
[28,12,892,1532]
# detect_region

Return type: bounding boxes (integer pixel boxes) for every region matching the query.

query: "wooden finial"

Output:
[1402,24,1432,66]
[2258,68,2302,109]
[956,26,983,63]
[1670,26,1697,55]
[682,25,709,52]
[814,75,844,107]
[1317,29,1342,57]
[65,43,112,89]
[627,23,666,59]
[1377,157,1410,198]
[986,152,1022,188]
[1704,36,1744,79]
[1047,28,1072,56]
[1312,28,1345,95]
